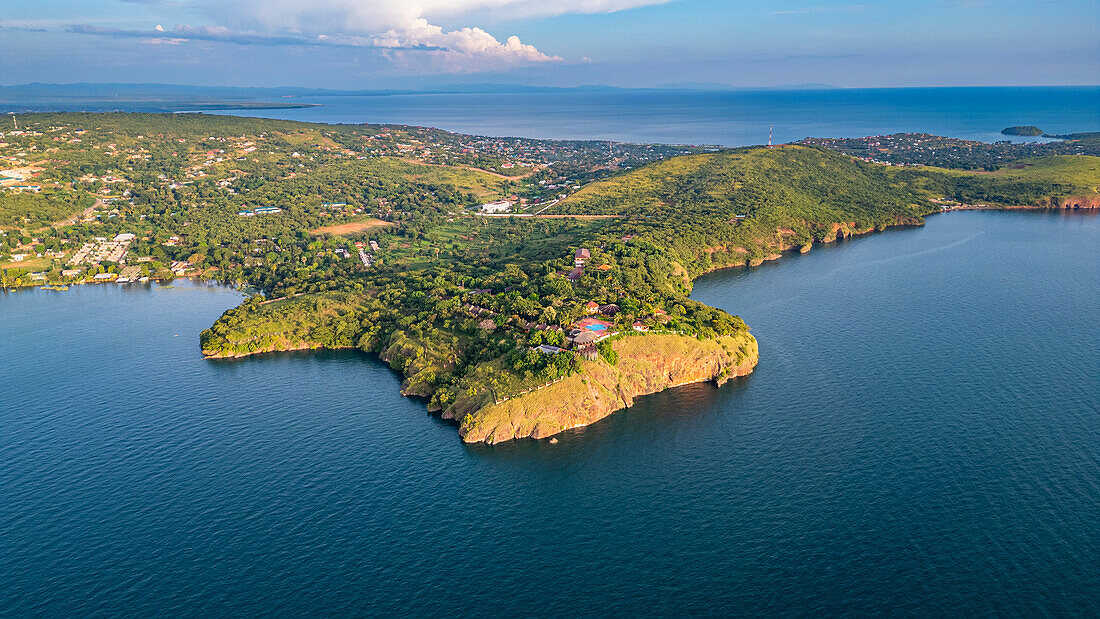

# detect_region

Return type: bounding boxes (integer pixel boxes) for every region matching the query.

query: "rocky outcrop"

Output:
[378,331,452,397]
[455,332,758,444]
[1051,195,1100,209]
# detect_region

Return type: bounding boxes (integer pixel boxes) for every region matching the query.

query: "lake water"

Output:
[2,210,1098,615]
[201,87,1100,146]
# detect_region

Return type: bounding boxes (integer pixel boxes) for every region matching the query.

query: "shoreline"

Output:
[10,202,1093,443]
[193,201,1087,443]
[689,200,1098,280]
[1,274,225,292]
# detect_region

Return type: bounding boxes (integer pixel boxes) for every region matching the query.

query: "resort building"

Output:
[479,200,513,213]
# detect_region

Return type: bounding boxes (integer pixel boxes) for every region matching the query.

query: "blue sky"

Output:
[1,0,1097,88]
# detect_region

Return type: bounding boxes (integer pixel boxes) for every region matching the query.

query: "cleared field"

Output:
[378,157,505,198]
[310,218,393,236]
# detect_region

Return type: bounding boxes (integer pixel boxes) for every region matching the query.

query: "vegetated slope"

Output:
[203,146,948,442]
[916,155,1100,201]
[799,132,1100,169]
[557,147,1099,273]
[556,145,935,274]
[197,144,1098,443]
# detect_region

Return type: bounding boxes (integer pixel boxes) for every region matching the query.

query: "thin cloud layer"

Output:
[225,0,673,70]
[71,0,670,72]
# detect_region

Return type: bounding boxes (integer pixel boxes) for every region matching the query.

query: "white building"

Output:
[479,200,513,214]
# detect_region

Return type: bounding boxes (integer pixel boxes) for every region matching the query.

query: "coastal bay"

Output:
[3,210,1097,615]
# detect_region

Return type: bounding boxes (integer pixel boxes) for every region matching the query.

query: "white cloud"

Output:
[204,0,672,71]
[369,18,560,72]
[63,0,672,72]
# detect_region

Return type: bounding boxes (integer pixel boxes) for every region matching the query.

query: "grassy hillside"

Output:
[926,155,1100,196]
[560,146,929,221]
[555,146,934,273]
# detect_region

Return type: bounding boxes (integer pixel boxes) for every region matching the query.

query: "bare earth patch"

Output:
[309,218,393,236]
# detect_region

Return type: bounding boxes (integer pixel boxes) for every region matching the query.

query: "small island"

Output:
[1001,125,1044,136]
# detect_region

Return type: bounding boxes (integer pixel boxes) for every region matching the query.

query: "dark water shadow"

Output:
[463,372,755,461]
[204,346,462,432]
[693,223,926,289]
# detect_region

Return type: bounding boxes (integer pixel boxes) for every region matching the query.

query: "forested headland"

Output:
[2,112,1096,442]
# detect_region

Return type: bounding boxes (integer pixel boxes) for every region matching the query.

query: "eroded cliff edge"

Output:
[203,323,759,444]
[448,332,758,444]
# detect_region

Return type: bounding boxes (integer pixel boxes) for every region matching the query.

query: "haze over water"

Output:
[201,86,1100,146]
[3,210,1098,615]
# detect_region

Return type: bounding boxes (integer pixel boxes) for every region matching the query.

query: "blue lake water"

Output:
[200,86,1100,146]
[2,210,1099,615]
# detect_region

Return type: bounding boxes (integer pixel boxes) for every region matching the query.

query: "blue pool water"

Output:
[2,210,1098,615]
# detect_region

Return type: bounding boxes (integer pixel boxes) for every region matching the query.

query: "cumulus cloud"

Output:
[368,18,560,72]
[68,0,671,72]
[225,0,672,29]
[216,0,634,71]
[168,0,672,71]
[67,21,557,71]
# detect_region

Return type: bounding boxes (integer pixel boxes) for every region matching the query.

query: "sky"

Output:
[1,0,1097,89]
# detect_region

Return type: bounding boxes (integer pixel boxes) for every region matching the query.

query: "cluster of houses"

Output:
[530,247,673,359]
[1,166,44,193]
[565,247,613,281]
[68,233,134,266]
[548,302,667,359]
[354,239,380,267]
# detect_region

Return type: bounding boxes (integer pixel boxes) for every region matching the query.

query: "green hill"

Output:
[1001,126,1044,136]
[555,145,935,272]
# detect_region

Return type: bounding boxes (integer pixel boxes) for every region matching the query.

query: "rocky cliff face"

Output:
[378,332,447,398]
[455,332,758,444]
[1051,195,1100,209]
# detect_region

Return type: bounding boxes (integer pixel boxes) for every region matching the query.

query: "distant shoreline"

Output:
[1,101,322,114]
